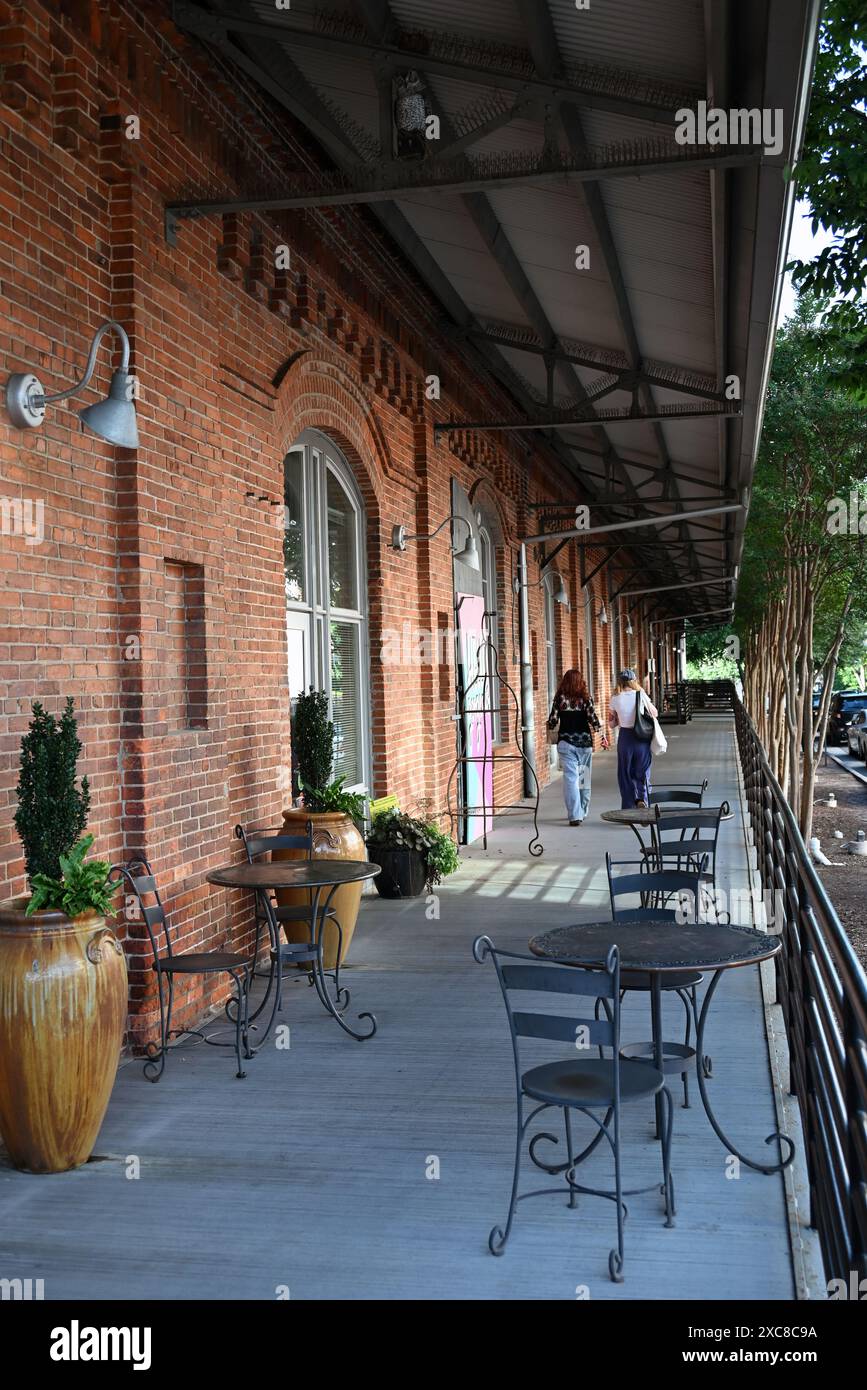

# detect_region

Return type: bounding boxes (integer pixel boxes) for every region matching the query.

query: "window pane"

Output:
[327,469,358,610]
[330,620,362,787]
[283,451,305,603]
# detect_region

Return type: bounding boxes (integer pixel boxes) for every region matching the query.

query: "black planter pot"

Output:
[366,845,429,898]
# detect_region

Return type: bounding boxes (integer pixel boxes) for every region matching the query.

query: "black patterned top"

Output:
[548,694,602,748]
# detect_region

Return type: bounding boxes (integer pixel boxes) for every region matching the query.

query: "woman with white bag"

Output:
[608,669,664,809]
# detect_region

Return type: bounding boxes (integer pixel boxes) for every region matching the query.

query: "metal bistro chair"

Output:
[636,803,730,913]
[109,859,252,1082]
[649,780,708,808]
[233,822,349,1042]
[474,936,674,1283]
[604,856,712,1105]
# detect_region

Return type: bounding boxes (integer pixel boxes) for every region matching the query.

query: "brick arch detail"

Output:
[272,351,398,515]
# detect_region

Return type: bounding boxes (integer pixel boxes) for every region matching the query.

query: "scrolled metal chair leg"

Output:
[144,968,171,1083]
[490,1098,523,1256]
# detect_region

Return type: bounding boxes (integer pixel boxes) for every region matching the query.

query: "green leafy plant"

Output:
[300,775,366,821]
[366,809,459,889]
[15,698,91,882]
[26,835,118,919]
[292,688,335,793]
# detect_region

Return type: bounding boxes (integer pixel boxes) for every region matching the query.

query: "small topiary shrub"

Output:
[15,698,91,883]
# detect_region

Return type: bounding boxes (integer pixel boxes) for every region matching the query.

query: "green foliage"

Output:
[292,688,334,792]
[15,698,91,882]
[300,774,366,820]
[790,0,867,305]
[735,294,867,663]
[788,1,867,392]
[367,809,459,888]
[26,835,118,919]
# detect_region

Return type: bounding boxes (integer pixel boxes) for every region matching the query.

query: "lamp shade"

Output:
[553,576,569,606]
[78,370,139,448]
[453,532,480,570]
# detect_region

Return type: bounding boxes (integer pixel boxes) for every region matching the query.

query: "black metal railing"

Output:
[715,680,867,1285]
[687,679,733,713]
[665,681,692,723]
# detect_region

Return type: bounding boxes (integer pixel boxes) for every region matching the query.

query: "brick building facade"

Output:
[0,0,654,1043]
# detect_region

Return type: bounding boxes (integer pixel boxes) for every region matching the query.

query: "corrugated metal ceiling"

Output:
[214,0,817,603]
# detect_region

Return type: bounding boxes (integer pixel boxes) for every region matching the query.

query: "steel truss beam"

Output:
[434,404,741,435]
[171,1,703,125]
[461,320,724,401]
[166,142,760,227]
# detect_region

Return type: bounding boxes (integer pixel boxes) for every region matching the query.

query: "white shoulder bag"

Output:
[648,694,668,756]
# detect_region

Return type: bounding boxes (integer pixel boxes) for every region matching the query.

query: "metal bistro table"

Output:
[601,803,733,851]
[529,920,794,1174]
[207,860,380,1043]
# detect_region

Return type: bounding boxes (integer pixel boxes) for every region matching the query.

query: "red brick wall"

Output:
[0,0,650,1043]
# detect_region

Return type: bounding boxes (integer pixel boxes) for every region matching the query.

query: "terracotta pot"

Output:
[0,900,127,1174]
[274,810,367,969]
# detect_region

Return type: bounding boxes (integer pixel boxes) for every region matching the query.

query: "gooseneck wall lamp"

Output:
[390,512,480,570]
[5,320,139,448]
[513,566,570,610]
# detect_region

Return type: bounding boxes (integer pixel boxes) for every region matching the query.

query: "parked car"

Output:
[828,691,867,745]
[846,708,867,756]
[856,723,867,766]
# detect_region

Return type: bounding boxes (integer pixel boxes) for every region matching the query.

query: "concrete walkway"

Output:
[0,716,795,1299]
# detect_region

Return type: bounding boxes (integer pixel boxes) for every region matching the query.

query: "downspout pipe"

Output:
[518,542,536,796]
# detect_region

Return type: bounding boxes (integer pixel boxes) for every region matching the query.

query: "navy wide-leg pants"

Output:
[617,727,652,808]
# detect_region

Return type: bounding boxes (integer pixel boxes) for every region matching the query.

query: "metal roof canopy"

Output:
[171,0,821,618]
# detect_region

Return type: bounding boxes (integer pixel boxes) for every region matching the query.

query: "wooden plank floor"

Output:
[0,716,795,1299]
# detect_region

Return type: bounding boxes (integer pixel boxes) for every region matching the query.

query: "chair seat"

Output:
[621,969,703,991]
[256,904,337,923]
[272,942,318,961]
[273,905,337,922]
[156,952,249,974]
[522,1058,665,1108]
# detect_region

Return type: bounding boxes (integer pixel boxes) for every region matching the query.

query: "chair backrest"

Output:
[649,779,708,807]
[605,853,703,922]
[654,803,729,862]
[473,935,622,1093]
[234,821,313,863]
[108,858,173,963]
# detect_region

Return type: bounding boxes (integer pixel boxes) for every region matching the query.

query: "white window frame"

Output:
[283,430,370,793]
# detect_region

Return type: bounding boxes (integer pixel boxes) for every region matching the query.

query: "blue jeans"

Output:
[559,741,593,820]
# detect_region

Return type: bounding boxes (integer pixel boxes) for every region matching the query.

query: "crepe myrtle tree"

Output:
[736,296,867,839]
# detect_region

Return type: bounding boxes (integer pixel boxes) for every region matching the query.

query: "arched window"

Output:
[284,431,369,791]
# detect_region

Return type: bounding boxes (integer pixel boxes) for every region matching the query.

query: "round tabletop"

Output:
[528,919,780,973]
[601,806,735,827]
[206,860,381,890]
[601,807,661,826]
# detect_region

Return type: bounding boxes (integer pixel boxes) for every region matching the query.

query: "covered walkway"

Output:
[0,715,796,1300]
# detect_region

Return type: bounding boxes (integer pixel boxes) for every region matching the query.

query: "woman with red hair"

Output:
[547,668,608,826]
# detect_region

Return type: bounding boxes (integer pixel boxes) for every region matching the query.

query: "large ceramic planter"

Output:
[274,810,367,970]
[0,900,128,1174]
[366,846,428,899]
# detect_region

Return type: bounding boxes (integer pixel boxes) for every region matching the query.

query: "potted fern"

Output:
[0,699,127,1173]
[275,689,368,968]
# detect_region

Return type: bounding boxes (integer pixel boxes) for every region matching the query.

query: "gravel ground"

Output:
[810,755,867,968]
